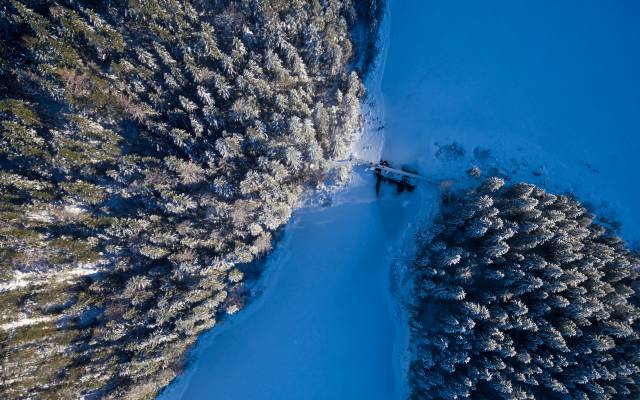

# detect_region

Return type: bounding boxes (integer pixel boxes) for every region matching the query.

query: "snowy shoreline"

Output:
[156,216,298,400]
[355,2,414,397]
[158,2,412,398]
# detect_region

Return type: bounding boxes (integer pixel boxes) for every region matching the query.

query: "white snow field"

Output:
[382,0,640,246]
[160,0,640,398]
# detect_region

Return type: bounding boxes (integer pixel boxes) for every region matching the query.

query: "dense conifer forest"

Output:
[409,178,640,399]
[0,0,383,398]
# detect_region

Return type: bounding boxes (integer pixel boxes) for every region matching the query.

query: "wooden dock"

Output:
[343,157,438,184]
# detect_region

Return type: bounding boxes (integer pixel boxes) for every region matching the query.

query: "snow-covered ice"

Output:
[160,1,640,398]
[382,0,640,246]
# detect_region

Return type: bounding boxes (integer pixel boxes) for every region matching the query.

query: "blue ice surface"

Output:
[383,0,640,244]
[159,176,422,400]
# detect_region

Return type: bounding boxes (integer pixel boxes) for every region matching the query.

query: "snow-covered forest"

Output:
[0,1,382,398]
[409,179,640,399]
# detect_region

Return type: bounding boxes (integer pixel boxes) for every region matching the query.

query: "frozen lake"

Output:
[383,0,640,244]
[160,1,640,399]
